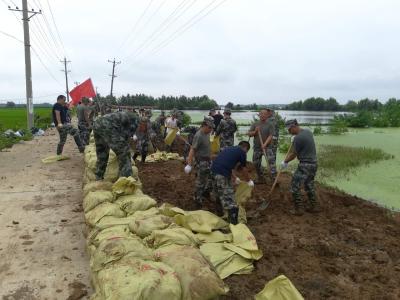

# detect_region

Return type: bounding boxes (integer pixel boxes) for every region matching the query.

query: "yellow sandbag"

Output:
[199,243,253,279]
[159,203,185,217]
[96,257,182,300]
[164,128,178,146]
[254,275,304,300]
[145,151,183,163]
[154,245,228,300]
[94,215,137,230]
[115,192,157,215]
[129,214,172,238]
[235,182,253,224]
[174,210,228,233]
[88,225,132,247]
[210,135,220,154]
[91,236,153,272]
[196,231,232,243]
[83,191,115,213]
[112,176,141,196]
[85,202,126,227]
[41,155,70,164]
[150,227,200,248]
[83,181,113,197]
[230,223,261,252]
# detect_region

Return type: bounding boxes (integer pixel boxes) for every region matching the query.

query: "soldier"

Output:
[132,116,153,163]
[247,109,276,183]
[215,108,237,150]
[182,126,198,162]
[211,141,253,224]
[281,119,320,215]
[52,95,85,155]
[93,111,138,180]
[184,117,214,209]
[77,97,92,146]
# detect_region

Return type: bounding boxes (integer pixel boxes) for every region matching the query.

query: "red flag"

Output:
[69,78,96,106]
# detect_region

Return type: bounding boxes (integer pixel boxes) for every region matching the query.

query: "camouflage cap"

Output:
[223,108,232,114]
[203,116,215,128]
[285,119,298,129]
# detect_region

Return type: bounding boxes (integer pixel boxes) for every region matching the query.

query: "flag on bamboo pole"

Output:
[69,78,96,106]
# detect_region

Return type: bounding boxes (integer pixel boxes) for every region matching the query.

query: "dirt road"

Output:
[0,128,91,299]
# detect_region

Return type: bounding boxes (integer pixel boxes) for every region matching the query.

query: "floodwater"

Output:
[154,110,349,125]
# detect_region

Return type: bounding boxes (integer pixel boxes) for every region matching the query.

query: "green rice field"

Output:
[0,107,52,130]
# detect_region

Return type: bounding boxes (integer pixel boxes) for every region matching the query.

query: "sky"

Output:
[1,0,400,105]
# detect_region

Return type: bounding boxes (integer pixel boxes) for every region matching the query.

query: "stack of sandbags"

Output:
[83,144,139,183]
[82,141,262,299]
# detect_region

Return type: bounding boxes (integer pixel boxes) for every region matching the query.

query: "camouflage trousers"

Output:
[213,174,238,210]
[93,128,132,180]
[291,162,318,208]
[134,138,149,163]
[194,160,212,205]
[220,137,234,151]
[78,123,91,146]
[253,147,277,180]
[56,124,84,155]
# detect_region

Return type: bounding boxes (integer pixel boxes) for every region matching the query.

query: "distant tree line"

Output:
[284,97,390,112]
[95,94,219,110]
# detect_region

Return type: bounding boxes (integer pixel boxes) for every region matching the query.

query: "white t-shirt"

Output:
[165,117,178,133]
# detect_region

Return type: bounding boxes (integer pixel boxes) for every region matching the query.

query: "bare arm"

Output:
[187,147,195,165]
[284,151,297,163]
[247,126,259,137]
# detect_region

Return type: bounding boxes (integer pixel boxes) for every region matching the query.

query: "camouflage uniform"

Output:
[268,115,279,165]
[194,160,212,206]
[56,124,84,155]
[213,174,237,210]
[291,162,318,208]
[93,111,138,180]
[77,103,92,146]
[216,117,237,150]
[133,118,153,163]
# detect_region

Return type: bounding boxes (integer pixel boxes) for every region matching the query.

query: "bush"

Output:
[328,117,348,134]
[313,126,323,135]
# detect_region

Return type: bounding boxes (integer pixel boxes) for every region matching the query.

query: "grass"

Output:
[317,144,393,180]
[0,107,52,151]
[0,107,52,130]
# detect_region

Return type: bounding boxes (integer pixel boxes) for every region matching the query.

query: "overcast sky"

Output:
[1,0,400,105]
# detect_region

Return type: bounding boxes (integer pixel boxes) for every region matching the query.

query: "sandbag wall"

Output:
[82,144,262,300]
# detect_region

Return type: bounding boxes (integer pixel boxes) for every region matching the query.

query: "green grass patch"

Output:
[0,107,52,130]
[317,144,393,179]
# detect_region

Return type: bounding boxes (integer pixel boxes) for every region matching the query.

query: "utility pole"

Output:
[61,57,71,101]
[108,58,121,97]
[8,1,41,130]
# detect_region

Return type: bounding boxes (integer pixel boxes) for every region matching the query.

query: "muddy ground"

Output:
[138,159,400,300]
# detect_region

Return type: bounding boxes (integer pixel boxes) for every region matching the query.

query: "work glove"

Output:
[291,135,295,143]
[176,131,181,136]
[247,180,255,187]
[184,165,192,174]
[57,123,63,128]
[234,177,241,185]
[132,134,138,142]
[281,161,289,169]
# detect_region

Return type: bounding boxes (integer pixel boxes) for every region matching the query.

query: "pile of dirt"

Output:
[138,159,400,299]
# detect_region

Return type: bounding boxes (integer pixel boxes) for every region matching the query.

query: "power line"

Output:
[120,0,194,63]
[151,0,227,55]
[117,0,155,53]
[30,18,61,62]
[121,0,227,74]
[0,29,23,44]
[32,46,63,87]
[45,0,66,55]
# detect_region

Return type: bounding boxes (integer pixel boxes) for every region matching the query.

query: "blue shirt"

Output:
[211,146,247,178]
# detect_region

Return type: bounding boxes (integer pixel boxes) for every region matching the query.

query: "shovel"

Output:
[256,132,293,212]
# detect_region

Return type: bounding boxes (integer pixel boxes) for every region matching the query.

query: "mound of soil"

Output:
[138,159,400,300]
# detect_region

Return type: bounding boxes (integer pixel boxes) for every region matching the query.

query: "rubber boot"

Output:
[57,144,64,155]
[228,207,239,225]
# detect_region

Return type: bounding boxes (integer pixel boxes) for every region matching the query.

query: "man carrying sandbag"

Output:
[93,111,138,180]
[185,117,214,209]
[211,141,253,224]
